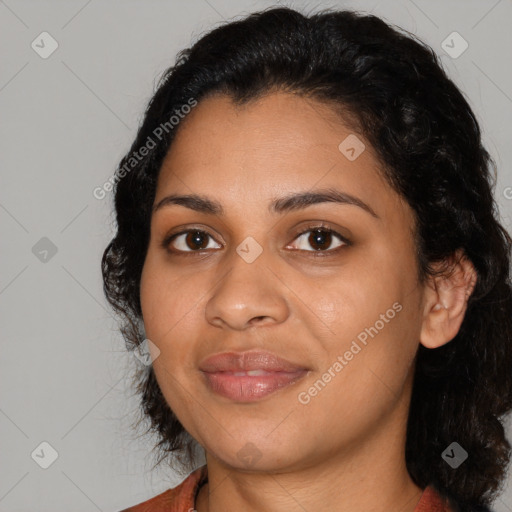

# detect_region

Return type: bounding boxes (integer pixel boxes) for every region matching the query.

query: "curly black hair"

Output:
[101,6,512,511]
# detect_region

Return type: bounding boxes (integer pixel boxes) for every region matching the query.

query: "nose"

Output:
[205,247,290,331]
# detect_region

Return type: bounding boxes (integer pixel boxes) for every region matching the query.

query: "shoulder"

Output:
[118,465,207,512]
[417,485,495,512]
[415,485,456,512]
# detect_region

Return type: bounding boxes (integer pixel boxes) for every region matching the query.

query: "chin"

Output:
[201,427,308,472]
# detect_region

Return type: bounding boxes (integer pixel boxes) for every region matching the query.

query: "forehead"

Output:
[163,91,371,168]
[155,92,409,224]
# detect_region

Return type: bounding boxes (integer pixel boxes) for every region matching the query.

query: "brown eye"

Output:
[167,230,221,252]
[308,229,333,251]
[185,231,209,250]
[288,227,349,253]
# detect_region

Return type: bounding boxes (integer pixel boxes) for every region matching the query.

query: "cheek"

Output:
[340,301,419,414]
[151,360,201,441]
[301,263,418,392]
[301,269,392,341]
[294,305,418,436]
[140,256,203,348]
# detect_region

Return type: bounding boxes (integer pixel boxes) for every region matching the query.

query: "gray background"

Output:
[1,0,511,510]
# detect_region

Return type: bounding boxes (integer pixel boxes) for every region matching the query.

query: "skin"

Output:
[139,91,477,512]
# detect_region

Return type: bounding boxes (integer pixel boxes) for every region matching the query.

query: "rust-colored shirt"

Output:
[119,465,454,512]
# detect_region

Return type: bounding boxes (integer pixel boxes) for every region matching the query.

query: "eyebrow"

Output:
[152,187,379,219]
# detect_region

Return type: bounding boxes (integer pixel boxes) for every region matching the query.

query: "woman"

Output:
[102,6,512,512]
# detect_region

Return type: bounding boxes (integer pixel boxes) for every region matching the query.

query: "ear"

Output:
[420,249,477,349]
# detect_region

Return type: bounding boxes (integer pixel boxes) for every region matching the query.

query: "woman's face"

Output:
[140,91,427,472]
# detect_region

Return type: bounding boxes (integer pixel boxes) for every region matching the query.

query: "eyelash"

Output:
[161,223,352,258]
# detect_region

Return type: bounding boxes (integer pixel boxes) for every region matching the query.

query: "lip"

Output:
[199,350,309,402]
[199,350,307,373]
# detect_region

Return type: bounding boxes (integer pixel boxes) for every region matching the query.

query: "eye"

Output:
[162,224,351,256]
[165,229,222,253]
[287,226,350,254]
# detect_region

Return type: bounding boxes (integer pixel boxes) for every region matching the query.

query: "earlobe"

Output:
[419,249,477,350]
